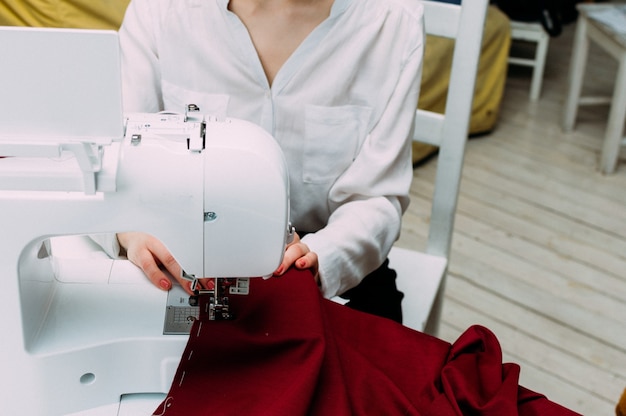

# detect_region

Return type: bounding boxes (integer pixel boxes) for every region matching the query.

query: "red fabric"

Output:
[153,269,580,416]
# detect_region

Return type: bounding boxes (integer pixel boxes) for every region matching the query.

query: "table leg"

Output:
[563,16,589,132]
[599,53,626,174]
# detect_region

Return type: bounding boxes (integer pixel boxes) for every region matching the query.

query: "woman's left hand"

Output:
[274,232,319,283]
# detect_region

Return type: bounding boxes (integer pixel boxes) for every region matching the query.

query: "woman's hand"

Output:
[274,232,319,283]
[118,231,320,291]
[117,232,191,292]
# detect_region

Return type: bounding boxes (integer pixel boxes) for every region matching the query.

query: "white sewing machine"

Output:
[0,27,292,415]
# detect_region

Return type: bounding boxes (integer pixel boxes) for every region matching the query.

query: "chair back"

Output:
[389,0,488,334]
[416,0,488,259]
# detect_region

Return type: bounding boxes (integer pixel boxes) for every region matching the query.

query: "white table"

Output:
[562,4,626,174]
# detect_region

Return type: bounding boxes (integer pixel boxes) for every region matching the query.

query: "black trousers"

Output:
[339,259,404,324]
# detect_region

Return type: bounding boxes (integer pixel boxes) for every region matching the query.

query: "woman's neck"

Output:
[229,0,334,86]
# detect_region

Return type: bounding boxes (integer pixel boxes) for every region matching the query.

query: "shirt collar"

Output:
[217,0,352,17]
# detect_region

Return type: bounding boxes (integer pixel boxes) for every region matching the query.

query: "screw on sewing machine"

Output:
[204,212,217,222]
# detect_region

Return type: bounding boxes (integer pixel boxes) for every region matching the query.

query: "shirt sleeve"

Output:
[88,233,122,259]
[89,0,162,257]
[303,26,424,298]
[118,0,164,113]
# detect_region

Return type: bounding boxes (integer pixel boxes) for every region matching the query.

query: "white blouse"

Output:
[118,0,424,297]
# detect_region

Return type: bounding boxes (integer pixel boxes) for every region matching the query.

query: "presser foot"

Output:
[189,277,244,321]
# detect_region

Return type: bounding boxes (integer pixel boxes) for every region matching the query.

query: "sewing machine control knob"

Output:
[185,103,202,122]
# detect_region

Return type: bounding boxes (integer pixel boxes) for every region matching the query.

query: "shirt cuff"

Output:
[88,233,122,259]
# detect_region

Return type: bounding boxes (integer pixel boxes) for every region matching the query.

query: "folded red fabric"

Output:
[154,268,580,416]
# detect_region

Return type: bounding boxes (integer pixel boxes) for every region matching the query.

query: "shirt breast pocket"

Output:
[303,105,371,184]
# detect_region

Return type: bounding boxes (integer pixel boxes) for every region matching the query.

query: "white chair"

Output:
[390,0,488,335]
[507,20,550,101]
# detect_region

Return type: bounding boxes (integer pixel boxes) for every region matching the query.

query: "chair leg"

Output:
[563,17,589,132]
[424,283,445,337]
[530,32,549,101]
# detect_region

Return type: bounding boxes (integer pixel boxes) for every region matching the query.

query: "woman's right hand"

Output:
[117,232,191,293]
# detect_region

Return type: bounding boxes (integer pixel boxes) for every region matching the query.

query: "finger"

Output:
[145,239,186,290]
[295,252,319,283]
[275,242,309,276]
[197,278,215,290]
[122,233,182,291]
[273,232,302,276]
[295,251,318,270]
[130,247,173,290]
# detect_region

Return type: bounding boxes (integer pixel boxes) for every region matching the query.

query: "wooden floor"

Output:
[397,15,626,416]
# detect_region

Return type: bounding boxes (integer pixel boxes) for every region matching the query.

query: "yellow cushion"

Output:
[413,6,511,163]
[0,0,130,29]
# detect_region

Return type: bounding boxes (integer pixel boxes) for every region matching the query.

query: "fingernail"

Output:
[275,265,284,276]
[159,279,171,290]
